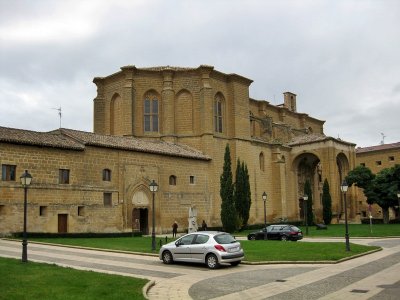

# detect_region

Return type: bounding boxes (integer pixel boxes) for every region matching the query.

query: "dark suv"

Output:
[247,225,303,241]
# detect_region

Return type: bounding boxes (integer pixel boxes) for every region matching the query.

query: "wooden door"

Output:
[58,214,68,233]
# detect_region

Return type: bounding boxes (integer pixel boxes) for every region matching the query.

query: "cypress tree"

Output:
[242,162,251,228]
[220,144,236,232]
[322,178,332,225]
[234,159,244,228]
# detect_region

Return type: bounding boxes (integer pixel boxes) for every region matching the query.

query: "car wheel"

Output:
[162,251,173,264]
[206,254,220,269]
[230,261,241,266]
[281,235,288,241]
[248,235,256,240]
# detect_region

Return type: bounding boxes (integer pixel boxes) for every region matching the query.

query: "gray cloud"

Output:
[1,0,399,146]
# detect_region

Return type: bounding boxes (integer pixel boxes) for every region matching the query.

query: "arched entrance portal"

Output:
[131,189,150,234]
[293,153,321,221]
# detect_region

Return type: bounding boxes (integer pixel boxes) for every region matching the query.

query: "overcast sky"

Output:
[1,0,399,147]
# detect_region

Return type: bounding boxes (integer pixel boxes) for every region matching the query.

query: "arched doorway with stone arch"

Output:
[131,187,151,234]
[292,153,321,221]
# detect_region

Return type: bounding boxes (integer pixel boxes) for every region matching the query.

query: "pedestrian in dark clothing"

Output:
[172,221,178,238]
[201,220,207,231]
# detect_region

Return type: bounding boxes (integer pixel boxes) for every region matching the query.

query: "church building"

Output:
[0,65,357,235]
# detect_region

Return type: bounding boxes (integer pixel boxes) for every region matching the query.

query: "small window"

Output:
[375,161,382,166]
[214,94,224,133]
[103,169,111,181]
[78,206,85,216]
[194,234,209,244]
[2,164,16,181]
[59,169,70,184]
[388,156,394,161]
[0,205,5,215]
[169,175,177,186]
[144,95,159,132]
[259,152,265,172]
[39,206,47,216]
[189,176,195,184]
[103,193,112,207]
[360,163,365,167]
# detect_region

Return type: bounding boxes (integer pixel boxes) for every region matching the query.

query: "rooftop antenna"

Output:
[380,133,386,145]
[51,107,62,128]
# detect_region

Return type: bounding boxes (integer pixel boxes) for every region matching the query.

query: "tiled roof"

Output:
[0,126,211,160]
[289,134,355,146]
[356,142,400,154]
[53,129,211,160]
[0,126,85,150]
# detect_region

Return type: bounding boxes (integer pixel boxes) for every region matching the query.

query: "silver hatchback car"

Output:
[159,231,244,269]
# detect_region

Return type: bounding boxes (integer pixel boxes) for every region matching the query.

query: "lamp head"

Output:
[341,179,348,192]
[20,170,32,187]
[303,195,308,201]
[262,191,267,201]
[149,180,158,192]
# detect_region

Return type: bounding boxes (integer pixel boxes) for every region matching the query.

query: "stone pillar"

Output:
[162,68,175,142]
[199,66,214,135]
[121,66,136,136]
[93,77,105,134]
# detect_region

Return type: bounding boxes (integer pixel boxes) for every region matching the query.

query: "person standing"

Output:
[172,221,178,238]
[201,220,207,231]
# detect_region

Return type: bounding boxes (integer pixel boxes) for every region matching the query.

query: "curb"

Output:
[143,280,155,299]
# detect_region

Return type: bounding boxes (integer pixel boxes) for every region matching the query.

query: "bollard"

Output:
[159,239,162,248]
[165,236,168,243]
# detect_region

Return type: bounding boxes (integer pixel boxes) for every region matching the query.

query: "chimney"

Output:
[283,92,297,112]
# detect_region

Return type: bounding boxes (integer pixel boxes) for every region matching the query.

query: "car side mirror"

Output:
[175,241,181,247]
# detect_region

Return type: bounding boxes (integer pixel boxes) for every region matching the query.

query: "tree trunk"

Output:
[382,207,390,224]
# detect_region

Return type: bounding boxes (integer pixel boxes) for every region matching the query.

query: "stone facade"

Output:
[1,65,358,235]
[354,142,400,220]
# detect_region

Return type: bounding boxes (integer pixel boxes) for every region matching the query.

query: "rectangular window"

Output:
[2,164,16,181]
[389,156,395,161]
[103,169,111,181]
[360,163,365,167]
[104,193,112,207]
[375,161,382,166]
[189,176,195,184]
[144,98,159,132]
[0,205,4,215]
[40,206,47,216]
[78,206,85,216]
[59,169,70,184]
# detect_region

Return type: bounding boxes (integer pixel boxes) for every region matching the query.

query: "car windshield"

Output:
[214,233,236,244]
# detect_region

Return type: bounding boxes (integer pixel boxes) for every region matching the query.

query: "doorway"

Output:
[58,214,68,233]
[132,208,148,234]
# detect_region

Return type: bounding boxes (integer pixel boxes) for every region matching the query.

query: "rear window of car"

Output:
[290,226,301,231]
[214,233,236,244]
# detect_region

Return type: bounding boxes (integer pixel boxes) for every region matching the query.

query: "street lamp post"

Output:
[262,192,267,240]
[341,180,350,251]
[303,195,309,235]
[20,170,32,263]
[149,180,158,251]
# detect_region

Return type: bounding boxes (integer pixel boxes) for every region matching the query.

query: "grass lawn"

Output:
[237,223,400,238]
[27,235,380,262]
[241,240,379,262]
[0,256,147,300]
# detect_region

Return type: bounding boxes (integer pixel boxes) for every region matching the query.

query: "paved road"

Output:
[1,238,399,299]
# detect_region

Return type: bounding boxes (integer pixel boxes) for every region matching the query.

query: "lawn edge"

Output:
[241,247,382,265]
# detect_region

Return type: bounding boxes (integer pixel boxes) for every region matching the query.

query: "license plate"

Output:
[229,246,239,252]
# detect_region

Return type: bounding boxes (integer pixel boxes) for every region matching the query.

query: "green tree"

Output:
[304,180,313,225]
[364,164,400,223]
[234,160,251,229]
[322,179,332,225]
[346,165,375,189]
[220,144,236,232]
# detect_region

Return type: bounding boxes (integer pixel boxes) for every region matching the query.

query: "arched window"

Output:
[259,152,265,172]
[103,169,111,181]
[214,94,224,133]
[144,93,159,132]
[169,175,177,186]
